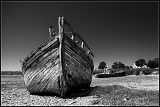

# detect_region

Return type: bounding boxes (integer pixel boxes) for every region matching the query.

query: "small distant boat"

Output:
[21,17,94,98]
[95,71,126,78]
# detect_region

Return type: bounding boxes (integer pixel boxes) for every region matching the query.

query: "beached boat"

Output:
[21,17,94,98]
[95,71,126,78]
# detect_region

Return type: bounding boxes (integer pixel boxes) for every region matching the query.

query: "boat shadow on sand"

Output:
[31,84,144,98]
[31,83,159,100]
[32,86,98,98]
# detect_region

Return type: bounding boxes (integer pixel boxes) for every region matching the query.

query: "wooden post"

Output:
[20,60,22,71]
[49,26,56,38]
[58,16,67,97]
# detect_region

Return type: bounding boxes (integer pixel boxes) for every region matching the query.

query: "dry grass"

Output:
[1,74,159,106]
[91,75,159,91]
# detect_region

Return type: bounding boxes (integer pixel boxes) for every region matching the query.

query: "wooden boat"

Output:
[21,17,94,98]
[95,71,126,78]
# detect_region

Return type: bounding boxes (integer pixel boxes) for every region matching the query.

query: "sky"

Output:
[1,1,159,71]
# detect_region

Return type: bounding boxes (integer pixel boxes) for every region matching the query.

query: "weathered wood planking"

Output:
[54,33,94,95]
[22,17,94,98]
[22,37,61,95]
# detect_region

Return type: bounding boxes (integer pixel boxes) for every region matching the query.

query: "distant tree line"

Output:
[135,57,159,68]
[98,57,159,70]
[95,57,159,75]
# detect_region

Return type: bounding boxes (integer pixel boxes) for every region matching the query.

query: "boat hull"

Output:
[22,34,94,97]
[95,71,126,78]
